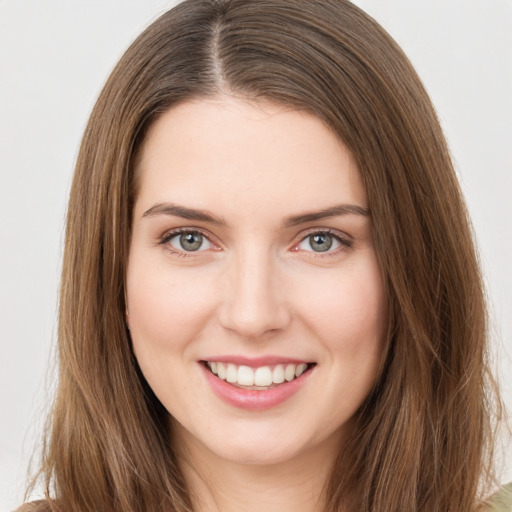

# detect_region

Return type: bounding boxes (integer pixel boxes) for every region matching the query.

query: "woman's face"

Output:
[126,97,387,466]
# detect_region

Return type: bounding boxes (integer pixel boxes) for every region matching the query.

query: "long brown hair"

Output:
[22,1,500,511]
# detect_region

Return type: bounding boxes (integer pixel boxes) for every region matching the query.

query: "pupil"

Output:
[310,233,332,252]
[180,232,202,251]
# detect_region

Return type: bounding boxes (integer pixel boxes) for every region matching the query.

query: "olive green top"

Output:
[488,483,512,511]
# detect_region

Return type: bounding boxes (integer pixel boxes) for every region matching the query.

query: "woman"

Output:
[19,1,506,511]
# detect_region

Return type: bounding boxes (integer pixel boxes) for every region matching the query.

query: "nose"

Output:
[218,250,291,339]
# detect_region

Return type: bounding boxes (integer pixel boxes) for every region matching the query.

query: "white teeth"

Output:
[254,366,273,386]
[272,364,285,384]
[207,361,311,387]
[284,364,296,381]
[295,363,307,377]
[237,365,255,386]
[226,363,237,383]
[217,362,226,380]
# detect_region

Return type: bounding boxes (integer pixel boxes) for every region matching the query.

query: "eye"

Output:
[166,231,213,252]
[296,231,346,253]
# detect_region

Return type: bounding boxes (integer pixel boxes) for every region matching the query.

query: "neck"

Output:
[175,426,342,512]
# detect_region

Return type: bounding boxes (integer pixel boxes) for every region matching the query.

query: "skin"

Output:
[126,96,387,512]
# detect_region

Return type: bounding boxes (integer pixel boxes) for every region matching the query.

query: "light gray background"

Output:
[1,1,511,510]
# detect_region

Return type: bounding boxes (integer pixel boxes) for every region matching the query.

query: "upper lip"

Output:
[200,355,313,368]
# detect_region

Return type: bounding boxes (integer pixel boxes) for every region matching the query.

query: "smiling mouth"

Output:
[202,361,316,390]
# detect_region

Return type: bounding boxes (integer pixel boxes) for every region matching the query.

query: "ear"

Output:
[125,311,131,330]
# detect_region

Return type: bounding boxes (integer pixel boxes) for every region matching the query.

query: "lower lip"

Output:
[201,364,312,411]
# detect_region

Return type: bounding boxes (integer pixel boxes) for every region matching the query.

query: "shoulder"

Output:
[13,500,53,512]
[486,483,512,512]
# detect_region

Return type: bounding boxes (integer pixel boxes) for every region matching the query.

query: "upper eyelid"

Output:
[294,227,351,243]
[160,226,216,242]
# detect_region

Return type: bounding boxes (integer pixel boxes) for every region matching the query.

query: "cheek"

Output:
[294,257,387,397]
[125,259,219,410]
[126,258,217,354]
[303,263,386,342]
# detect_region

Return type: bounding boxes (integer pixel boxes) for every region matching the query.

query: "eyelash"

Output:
[158,227,353,258]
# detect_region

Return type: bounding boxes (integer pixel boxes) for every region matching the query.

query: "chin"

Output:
[209,439,306,467]
[203,419,335,467]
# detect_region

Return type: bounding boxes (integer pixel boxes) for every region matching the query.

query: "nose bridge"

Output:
[219,245,290,338]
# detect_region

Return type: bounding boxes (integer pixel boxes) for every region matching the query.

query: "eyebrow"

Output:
[142,202,369,226]
[283,204,370,227]
[142,203,227,226]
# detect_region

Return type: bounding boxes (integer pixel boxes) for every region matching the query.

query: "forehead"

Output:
[134,96,367,220]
